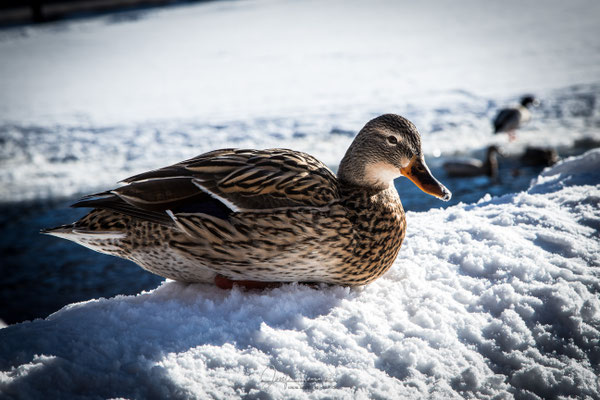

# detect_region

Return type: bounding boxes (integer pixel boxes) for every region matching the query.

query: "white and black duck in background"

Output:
[493,95,538,140]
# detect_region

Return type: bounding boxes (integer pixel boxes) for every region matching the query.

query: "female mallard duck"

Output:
[43,114,451,287]
[493,95,538,140]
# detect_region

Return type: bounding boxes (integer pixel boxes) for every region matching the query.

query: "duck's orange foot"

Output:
[214,274,283,290]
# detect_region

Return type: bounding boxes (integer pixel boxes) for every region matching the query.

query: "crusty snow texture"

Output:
[1,150,598,399]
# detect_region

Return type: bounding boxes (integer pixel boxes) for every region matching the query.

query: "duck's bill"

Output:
[401,157,452,201]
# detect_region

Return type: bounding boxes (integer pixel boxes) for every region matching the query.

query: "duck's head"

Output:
[520,95,538,108]
[338,114,451,201]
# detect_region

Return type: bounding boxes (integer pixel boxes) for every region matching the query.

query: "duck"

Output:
[493,95,538,140]
[443,145,502,179]
[42,114,451,288]
[520,146,558,167]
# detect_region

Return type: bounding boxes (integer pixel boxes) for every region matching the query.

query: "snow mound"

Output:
[1,150,599,399]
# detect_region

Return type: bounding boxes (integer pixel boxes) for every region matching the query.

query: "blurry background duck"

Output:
[520,146,559,166]
[493,95,539,140]
[43,114,451,289]
[442,145,502,180]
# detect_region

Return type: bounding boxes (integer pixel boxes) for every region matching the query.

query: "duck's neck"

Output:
[518,105,531,121]
[484,151,499,178]
[338,138,396,190]
[338,164,397,192]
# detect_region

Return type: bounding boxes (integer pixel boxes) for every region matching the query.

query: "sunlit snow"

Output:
[1,150,599,398]
[0,0,599,398]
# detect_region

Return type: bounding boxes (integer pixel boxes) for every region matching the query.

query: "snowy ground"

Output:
[1,0,600,398]
[1,150,599,399]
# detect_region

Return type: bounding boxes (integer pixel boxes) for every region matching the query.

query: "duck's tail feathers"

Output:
[40,224,75,237]
[41,225,126,240]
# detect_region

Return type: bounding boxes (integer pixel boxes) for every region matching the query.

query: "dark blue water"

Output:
[0,150,583,325]
[0,200,163,325]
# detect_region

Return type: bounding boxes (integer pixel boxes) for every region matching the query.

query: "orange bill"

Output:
[401,156,452,201]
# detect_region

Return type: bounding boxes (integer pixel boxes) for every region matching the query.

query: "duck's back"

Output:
[119,148,341,211]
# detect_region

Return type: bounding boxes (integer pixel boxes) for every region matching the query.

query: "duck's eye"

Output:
[387,136,398,145]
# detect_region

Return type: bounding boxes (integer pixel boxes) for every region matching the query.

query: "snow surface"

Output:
[1,0,600,398]
[1,149,599,399]
[1,0,600,202]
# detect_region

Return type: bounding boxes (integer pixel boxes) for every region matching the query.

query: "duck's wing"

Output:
[493,108,520,133]
[74,149,340,225]
[71,178,231,226]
